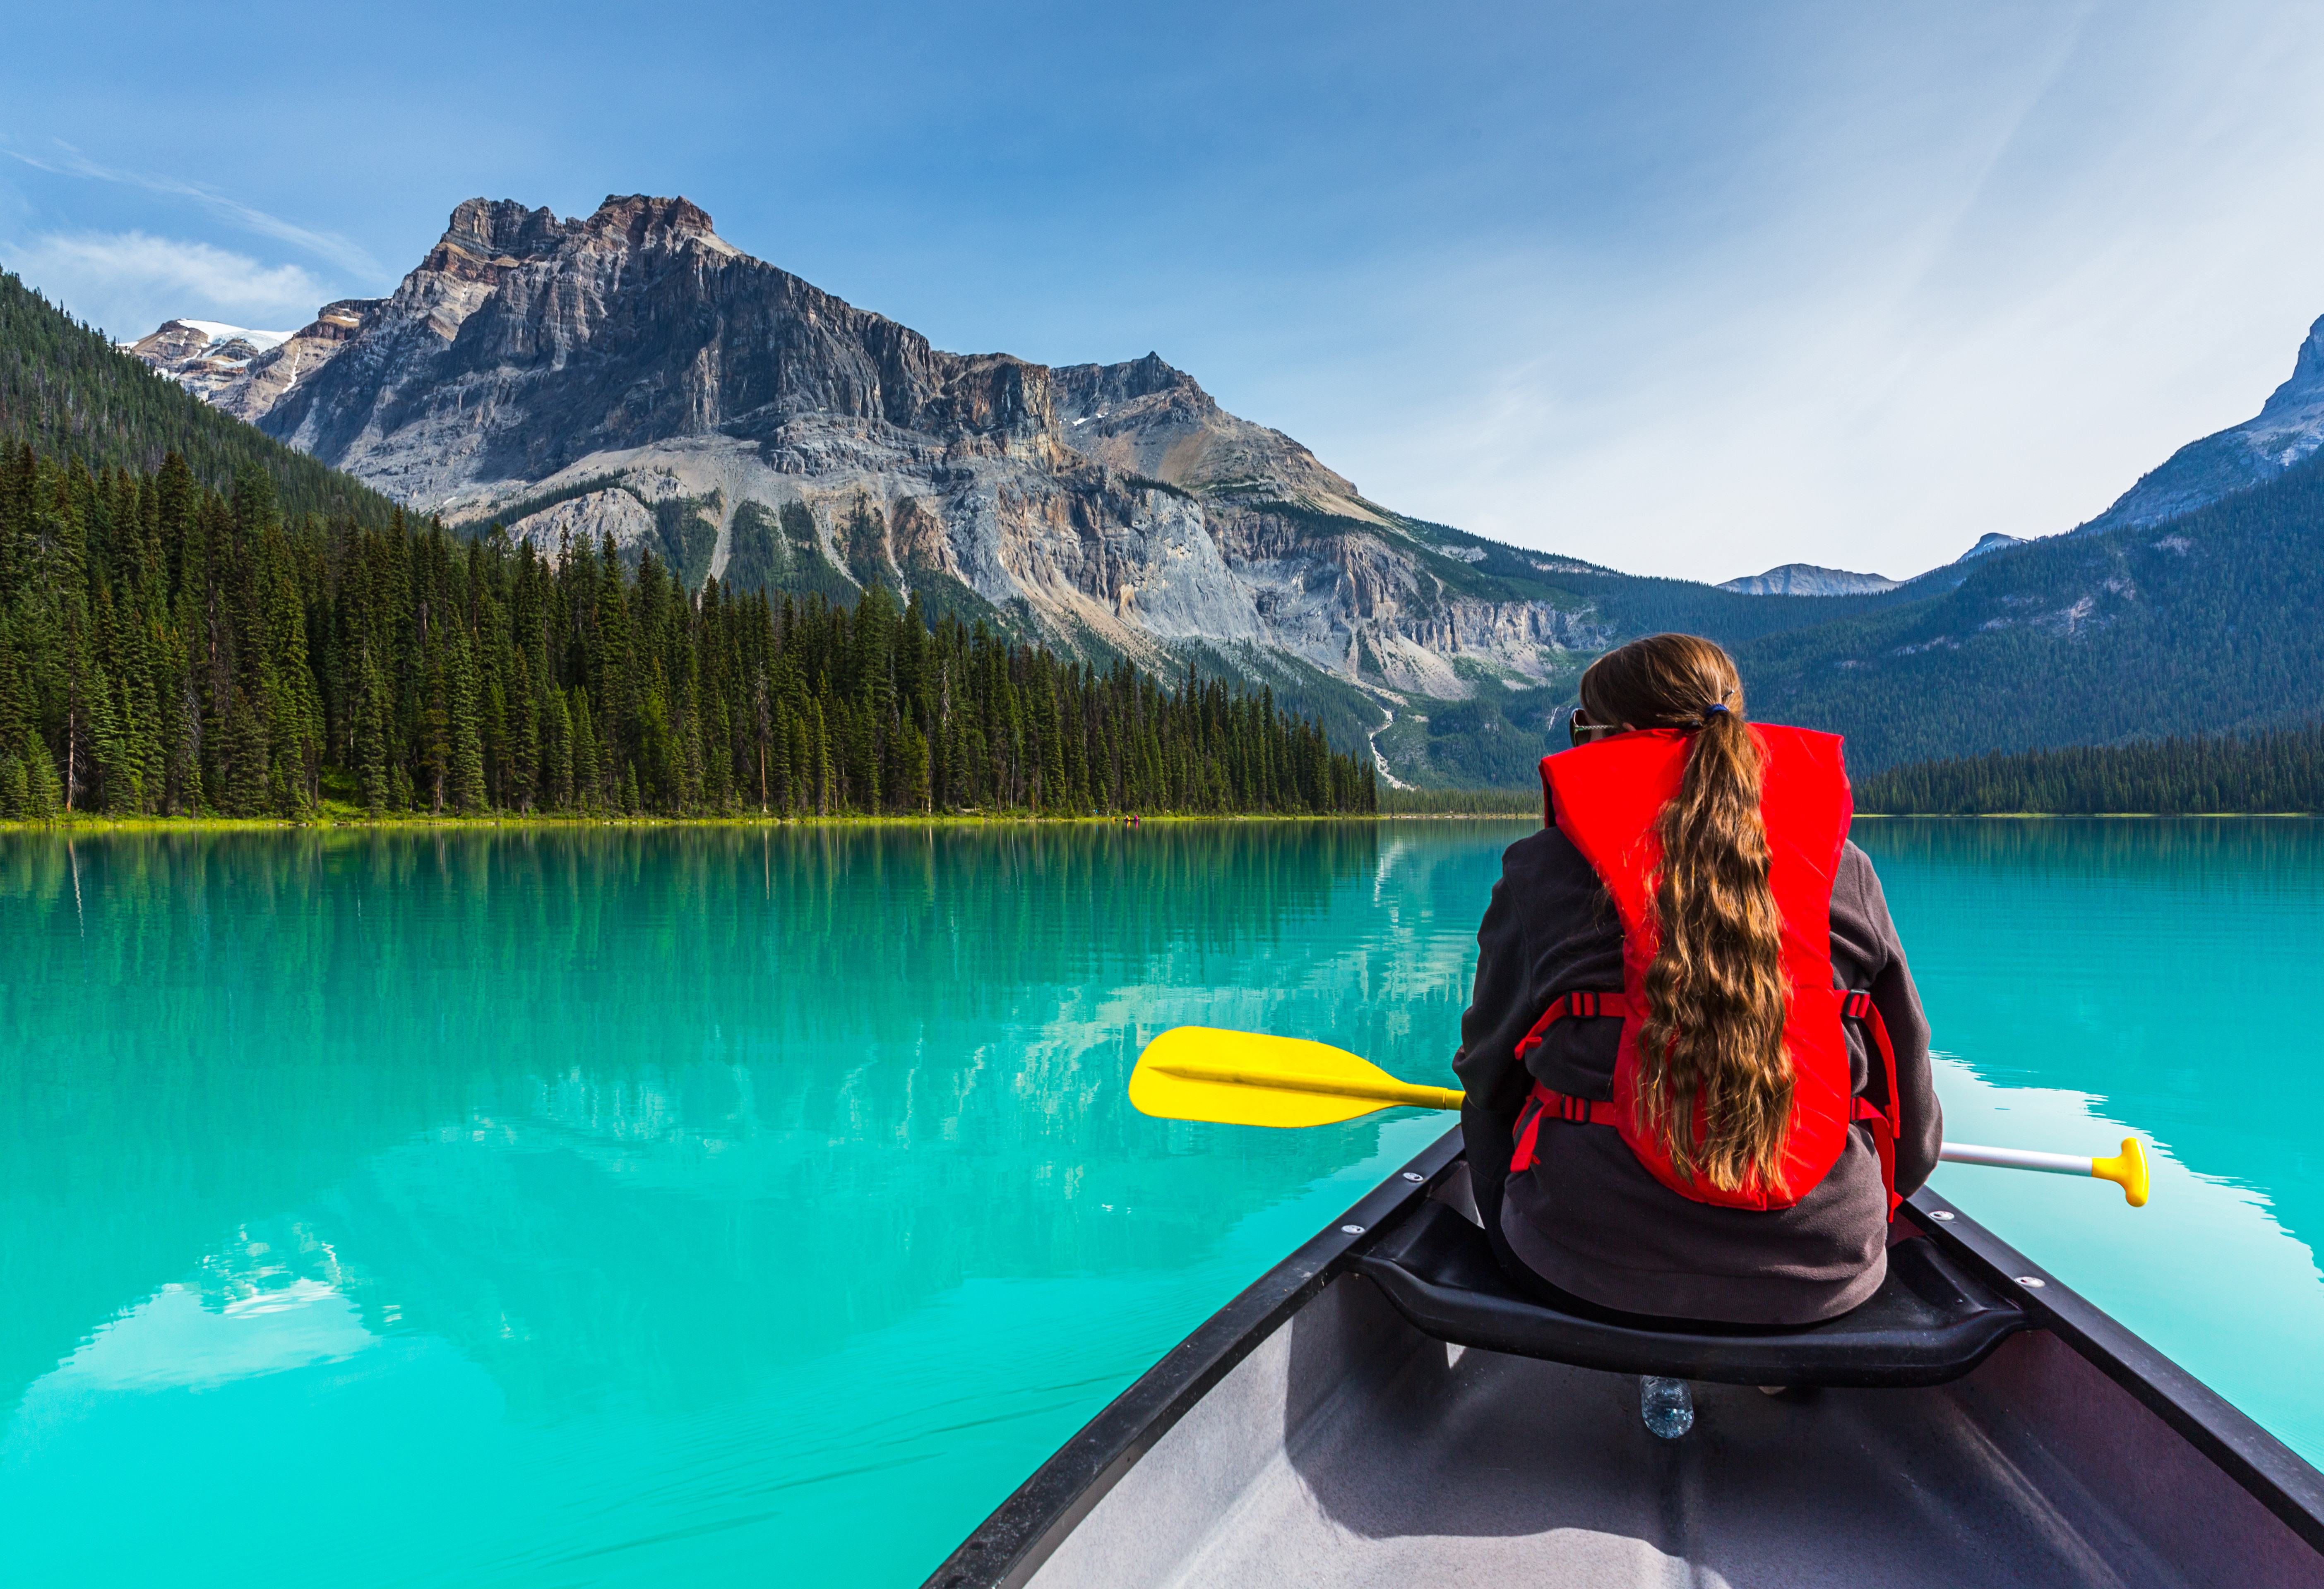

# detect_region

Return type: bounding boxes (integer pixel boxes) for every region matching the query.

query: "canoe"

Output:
[926,1128,2324,1589]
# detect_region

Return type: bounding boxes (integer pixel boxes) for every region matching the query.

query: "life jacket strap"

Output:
[1842,989,1904,1216]
[1509,1085,1623,1173]
[1507,986,1905,1216]
[1513,989,1633,1060]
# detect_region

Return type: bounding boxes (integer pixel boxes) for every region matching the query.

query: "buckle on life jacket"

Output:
[1509,1083,1620,1173]
[1514,989,1632,1059]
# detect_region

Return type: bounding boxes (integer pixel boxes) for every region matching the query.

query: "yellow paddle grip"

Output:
[2091,1138,2150,1207]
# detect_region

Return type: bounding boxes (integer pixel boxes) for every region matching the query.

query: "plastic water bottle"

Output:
[1640,1375,1694,1439]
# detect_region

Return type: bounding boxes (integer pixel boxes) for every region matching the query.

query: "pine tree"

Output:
[357,655,390,816]
[449,623,487,815]
[220,688,269,816]
[22,732,60,817]
[570,687,601,811]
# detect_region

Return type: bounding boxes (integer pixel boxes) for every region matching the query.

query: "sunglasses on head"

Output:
[1568,710,1625,748]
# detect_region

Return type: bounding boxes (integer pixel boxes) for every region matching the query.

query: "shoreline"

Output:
[5,811,2314,833]
[1851,810,2322,820]
[14,799,2307,835]
[0,810,1543,833]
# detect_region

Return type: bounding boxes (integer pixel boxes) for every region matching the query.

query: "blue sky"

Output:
[6,0,2324,578]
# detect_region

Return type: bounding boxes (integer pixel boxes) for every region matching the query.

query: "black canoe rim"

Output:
[920,1128,2324,1589]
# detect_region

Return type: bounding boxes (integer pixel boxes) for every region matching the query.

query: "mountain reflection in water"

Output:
[5,817,2319,1585]
[0,822,1508,1585]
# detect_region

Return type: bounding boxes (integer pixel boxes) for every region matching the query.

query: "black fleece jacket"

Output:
[1454,828,1941,1325]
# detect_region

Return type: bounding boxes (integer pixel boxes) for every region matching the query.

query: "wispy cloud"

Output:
[2,231,325,338]
[0,140,380,278]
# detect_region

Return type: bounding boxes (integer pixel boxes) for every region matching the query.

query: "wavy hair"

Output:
[1577,633,1790,1191]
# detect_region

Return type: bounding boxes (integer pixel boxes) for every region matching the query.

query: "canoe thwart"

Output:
[1355,1199,2031,1387]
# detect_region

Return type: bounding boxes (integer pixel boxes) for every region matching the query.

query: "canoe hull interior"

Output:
[928,1132,2324,1589]
[1025,1272,2313,1589]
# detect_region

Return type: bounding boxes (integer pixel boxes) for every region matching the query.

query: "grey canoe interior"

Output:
[927,1129,2324,1589]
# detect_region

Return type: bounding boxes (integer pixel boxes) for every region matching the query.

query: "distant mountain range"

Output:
[1718,563,1901,597]
[102,192,2324,781]
[1716,533,2031,598]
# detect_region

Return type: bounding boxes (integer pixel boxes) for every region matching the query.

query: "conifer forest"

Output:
[0,445,1377,820]
[1852,726,2324,815]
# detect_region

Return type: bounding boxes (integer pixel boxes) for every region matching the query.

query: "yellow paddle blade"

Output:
[2093,1137,2151,1207]
[1129,1026,1467,1129]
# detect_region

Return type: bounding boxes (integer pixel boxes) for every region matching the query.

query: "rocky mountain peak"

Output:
[2258,312,2324,420]
[2077,310,2324,535]
[1716,562,1900,597]
[1053,351,1204,414]
[584,193,723,249]
[435,198,566,266]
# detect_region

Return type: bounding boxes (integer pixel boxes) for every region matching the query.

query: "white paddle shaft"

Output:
[1940,1141,2091,1177]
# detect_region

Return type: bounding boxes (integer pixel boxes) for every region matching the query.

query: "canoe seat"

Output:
[1355,1199,2030,1387]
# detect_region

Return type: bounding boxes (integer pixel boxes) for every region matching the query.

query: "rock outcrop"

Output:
[212,299,380,422]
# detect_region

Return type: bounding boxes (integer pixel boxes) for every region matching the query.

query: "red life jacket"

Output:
[1507,723,1901,1215]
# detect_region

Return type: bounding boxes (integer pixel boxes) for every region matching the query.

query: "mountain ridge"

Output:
[2076,313,2324,536]
[1717,562,1901,597]
[1740,446,2324,770]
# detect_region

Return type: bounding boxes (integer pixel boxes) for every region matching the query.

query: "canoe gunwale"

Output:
[922,1128,2324,1586]
[1909,1183,2324,1554]
[919,1130,1465,1589]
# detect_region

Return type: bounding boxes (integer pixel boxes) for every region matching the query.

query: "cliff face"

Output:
[259,195,1079,506]
[215,196,1615,744]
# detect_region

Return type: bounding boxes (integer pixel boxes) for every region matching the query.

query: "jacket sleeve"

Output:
[1453,837,1545,1228]
[1838,843,1942,1194]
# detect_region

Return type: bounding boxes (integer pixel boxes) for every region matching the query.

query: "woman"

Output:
[1456,633,1940,1326]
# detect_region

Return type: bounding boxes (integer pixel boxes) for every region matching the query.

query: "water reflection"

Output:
[0,823,1493,1425]
[8,820,2323,1579]
[1852,818,2324,1260]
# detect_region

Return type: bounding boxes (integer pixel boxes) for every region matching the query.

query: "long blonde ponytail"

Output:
[1576,634,1791,1191]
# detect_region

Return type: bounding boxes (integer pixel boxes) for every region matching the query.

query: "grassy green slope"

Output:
[0,271,399,525]
[1739,454,2324,773]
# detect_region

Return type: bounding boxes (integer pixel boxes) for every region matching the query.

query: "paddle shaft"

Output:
[1940,1142,2093,1176]
[1146,1058,1465,1112]
[1156,1060,2105,1174]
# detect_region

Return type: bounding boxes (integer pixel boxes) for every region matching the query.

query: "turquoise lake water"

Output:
[1,819,2319,1585]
